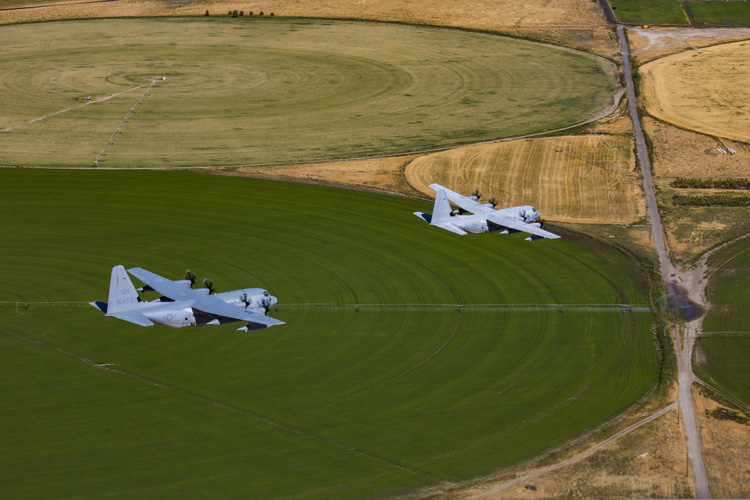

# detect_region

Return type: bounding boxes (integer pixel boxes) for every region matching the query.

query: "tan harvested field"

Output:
[693,388,750,499]
[0,0,619,57]
[230,156,420,195]
[644,117,750,182]
[405,135,645,224]
[628,27,750,64]
[640,40,750,143]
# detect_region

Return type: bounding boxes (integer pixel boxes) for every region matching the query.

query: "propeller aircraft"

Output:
[414,183,560,241]
[90,266,284,332]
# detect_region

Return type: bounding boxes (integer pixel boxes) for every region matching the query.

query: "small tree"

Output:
[228,10,232,15]
[239,11,244,16]
[204,10,209,16]
[232,9,238,17]
[259,11,264,15]
[249,11,253,15]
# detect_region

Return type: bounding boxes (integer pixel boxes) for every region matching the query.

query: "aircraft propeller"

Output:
[487,196,497,208]
[239,292,251,308]
[470,188,481,200]
[260,297,272,313]
[202,278,215,294]
[184,269,196,288]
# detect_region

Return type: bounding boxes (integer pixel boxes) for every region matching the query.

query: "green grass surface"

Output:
[686,1,750,25]
[0,17,618,167]
[609,0,689,25]
[695,236,750,408]
[0,170,658,498]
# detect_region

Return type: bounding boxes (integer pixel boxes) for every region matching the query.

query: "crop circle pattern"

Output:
[0,18,617,167]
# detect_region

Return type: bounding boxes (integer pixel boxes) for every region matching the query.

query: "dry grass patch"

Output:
[694,387,750,499]
[628,27,750,64]
[644,117,750,182]
[405,135,645,225]
[229,156,420,195]
[0,0,618,57]
[662,207,750,264]
[640,40,750,143]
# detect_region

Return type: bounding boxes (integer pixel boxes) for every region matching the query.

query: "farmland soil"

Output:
[639,39,750,143]
[405,134,645,225]
[644,117,750,182]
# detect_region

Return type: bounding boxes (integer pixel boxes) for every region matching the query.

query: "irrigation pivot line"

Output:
[94,78,160,166]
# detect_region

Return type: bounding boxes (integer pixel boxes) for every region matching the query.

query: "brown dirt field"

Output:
[445,390,693,500]
[640,40,750,143]
[228,156,421,196]
[628,27,750,64]
[644,117,750,182]
[662,207,750,265]
[693,387,750,499]
[405,135,645,224]
[0,0,619,57]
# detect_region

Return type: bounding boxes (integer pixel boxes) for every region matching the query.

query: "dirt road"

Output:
[617,24,711,499]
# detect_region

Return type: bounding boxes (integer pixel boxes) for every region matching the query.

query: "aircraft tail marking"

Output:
[106,265,140,315]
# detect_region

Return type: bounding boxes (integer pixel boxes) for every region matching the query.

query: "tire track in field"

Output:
[0,83,149,132]
[0,326,454,487]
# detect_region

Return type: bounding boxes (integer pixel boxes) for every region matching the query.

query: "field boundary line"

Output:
[465,402,678,498]
[0,83,149,133]
[0,326,454,488]
[94,78,158,166]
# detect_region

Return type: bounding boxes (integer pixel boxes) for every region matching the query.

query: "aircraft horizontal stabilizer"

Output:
[89,301,108,313]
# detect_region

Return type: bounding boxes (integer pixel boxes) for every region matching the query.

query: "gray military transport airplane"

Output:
[414,183,560,241]
[90,266,284,331]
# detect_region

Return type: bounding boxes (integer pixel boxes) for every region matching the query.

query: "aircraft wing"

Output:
[428,183,490,214]
[128,267,284,328]
[485,212,561,239]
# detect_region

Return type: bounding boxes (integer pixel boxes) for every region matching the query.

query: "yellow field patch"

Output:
[405,135,644,224]
[640,40,750,143]
[230,156,419,195]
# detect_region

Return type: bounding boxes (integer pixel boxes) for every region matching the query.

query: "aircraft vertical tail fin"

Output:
[106,265,140,315]
[431,189,453,225]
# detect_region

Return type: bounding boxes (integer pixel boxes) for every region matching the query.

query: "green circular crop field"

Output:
[0,17,617,167]
[0,170,658,498]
